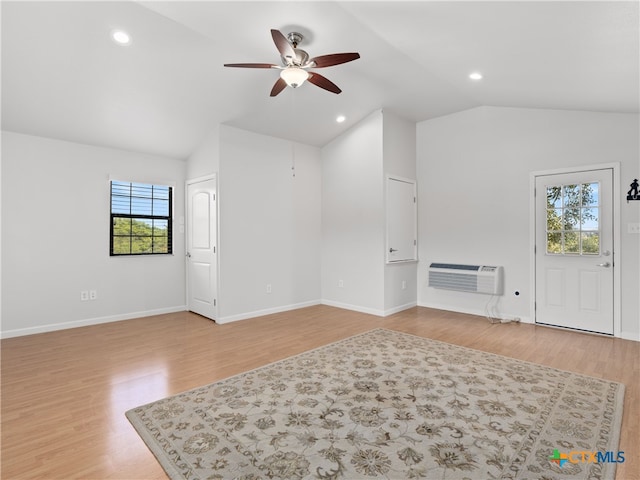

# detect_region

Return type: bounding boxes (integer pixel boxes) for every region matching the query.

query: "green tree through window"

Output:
[546,182,599,255]
[110,181,172,255]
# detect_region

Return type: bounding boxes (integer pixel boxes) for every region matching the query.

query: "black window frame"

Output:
[110,181,173,256]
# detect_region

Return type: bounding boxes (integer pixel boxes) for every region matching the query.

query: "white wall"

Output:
[5,106,636,340]
[383,111,418,314]
[321,110,385,315]
[187,124,219,180]
[321,110,417,316]
[1,131,187,338]
[217,126,321,322]
[417,106,640,340]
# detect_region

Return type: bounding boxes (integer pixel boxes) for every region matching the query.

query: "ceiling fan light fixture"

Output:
[280,67,309,88]
[224,29,360,96]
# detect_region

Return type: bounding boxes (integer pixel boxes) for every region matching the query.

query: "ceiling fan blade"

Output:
[270,78,287,97]
[308,52,360,68]
[271,29,296,64]
[307,73,341,94]
[224,63,278,69]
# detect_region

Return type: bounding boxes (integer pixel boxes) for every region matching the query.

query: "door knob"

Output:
[186,252,191,258]
[596,262,610,268]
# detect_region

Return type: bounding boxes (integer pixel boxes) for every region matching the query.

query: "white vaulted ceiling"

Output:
[2,1,638,159]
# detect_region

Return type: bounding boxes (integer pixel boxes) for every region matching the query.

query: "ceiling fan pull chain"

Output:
[291,141,296,178]
[291,89,296,178]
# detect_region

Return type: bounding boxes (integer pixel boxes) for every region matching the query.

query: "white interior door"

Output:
[535,168,614,334]
[187,177,217,320]
[386,177,417,263]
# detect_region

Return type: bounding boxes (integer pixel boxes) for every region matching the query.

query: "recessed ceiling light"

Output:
[336,115,346,123]
[112,30,131,45]
[469,72,483,80]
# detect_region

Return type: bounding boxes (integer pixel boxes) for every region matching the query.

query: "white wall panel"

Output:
[321,111,385,314]
[218,126,321,320]
[417,106,639,339]
[1,131,186,337]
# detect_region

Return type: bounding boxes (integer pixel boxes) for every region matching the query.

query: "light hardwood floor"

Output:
[2,305,638,479]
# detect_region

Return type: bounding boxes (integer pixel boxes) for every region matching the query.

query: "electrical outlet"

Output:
[80,291,89,301]
[401,280,406,290]
[89,290,97,300]
[266,284,272,294]
[338,280,344,288]
[628,223,640,234]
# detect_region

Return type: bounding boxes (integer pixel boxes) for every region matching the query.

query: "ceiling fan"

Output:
[224,29,360,97]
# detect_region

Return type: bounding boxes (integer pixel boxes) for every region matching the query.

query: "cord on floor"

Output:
[485,295,520,324]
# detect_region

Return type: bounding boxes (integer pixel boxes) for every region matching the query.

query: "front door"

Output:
[535,168,614,334]
[186,176,217,320]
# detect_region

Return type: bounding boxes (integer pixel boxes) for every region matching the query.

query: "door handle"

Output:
[186,252,191,258]
[596,262,610,268]
[389,248,398,253]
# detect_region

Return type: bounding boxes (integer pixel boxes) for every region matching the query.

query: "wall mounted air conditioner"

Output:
[428,263,504,295]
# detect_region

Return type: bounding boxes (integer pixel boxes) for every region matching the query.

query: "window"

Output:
[110,181,172,255]
[546,182,599,255]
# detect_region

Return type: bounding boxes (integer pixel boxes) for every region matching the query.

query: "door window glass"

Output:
[546,182,599,255]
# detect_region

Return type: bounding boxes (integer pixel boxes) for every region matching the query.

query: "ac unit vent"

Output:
[428,263,504,295]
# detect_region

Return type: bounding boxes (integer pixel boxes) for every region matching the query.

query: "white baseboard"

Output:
[0,306,187,339]
[216,300,321,324]
[217,300,417,324]
[320,300,417,317]
[620,330,640,342]
[417,301,532,324]
[320,300,385,317]
[384,302,418,316]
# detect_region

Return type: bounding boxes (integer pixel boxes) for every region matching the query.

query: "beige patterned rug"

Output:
[126,328,624,479]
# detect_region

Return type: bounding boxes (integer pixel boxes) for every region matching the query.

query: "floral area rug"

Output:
[126,328,624,479]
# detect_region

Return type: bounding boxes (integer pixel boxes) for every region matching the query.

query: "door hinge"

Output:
[214,299,216,306]
[213,193,216,201]
[213,246,216,254]
[414,196,416,203]
[414,239,417,246]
